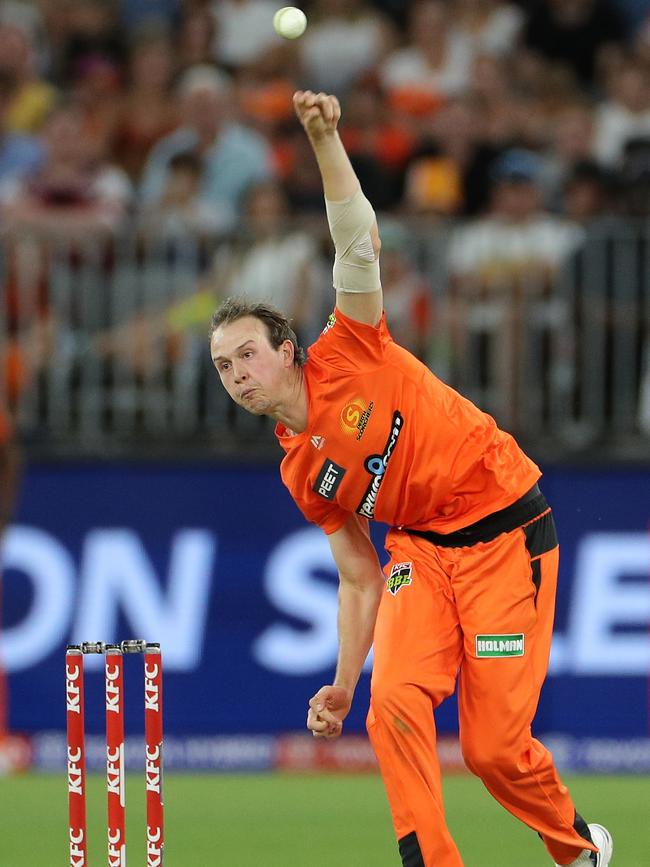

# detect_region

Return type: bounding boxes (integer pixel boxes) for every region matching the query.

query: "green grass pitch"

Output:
[1,772,646,865]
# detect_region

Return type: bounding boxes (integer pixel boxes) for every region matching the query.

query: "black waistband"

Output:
[402,483,548,548]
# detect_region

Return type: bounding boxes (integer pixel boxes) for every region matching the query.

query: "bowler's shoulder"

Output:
[307,307,391,373]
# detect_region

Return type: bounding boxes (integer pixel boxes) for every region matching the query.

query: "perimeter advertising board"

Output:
[3,463,649,745]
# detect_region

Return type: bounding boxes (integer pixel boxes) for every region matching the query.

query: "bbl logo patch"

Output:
[386,562,413,595]
[475,634,525,658]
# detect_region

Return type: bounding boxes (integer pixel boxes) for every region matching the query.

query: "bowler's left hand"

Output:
[293,90,341,140]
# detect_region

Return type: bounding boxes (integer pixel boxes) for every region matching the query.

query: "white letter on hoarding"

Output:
[569,532,650,674]
[73,529,215,670]
[253,527,340,675]
[2,526,76,672]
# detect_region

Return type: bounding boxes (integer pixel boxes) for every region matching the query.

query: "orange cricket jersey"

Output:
[276,308,540,535]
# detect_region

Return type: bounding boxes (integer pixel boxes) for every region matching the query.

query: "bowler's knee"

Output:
[461,735,521,781]
[370,675,453,723]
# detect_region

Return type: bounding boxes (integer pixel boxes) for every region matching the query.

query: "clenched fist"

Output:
[307,684,352,739]
[293,90,341,140]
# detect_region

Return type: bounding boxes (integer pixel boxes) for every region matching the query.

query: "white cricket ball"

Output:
[273,6,307,40]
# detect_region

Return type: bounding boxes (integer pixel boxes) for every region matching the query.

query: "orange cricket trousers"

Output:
[366,498,597,867]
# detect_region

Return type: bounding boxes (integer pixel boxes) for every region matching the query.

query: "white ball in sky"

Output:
[273,6,307,40]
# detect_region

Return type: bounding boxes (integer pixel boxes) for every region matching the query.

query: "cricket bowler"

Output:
[209,90,613,867]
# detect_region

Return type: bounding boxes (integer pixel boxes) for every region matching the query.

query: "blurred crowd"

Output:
[1,1,648,221]
[0,0,649,443]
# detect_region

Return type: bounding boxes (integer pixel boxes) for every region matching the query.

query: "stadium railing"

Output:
[0,218,648,461]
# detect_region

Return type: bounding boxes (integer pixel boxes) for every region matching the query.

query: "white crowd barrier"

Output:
[0,218,648,458]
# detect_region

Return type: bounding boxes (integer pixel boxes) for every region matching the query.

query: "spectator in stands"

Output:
[300,0,395,95]
[57,0,126,86]
[0,23,58,133]
[521,0,625,88]
[593,58,650,166]
[403,94,498,217]
[69,52,123,164]
[139,65,273,232]
[278,121,332,212]
[376,218,433,361]
[469,53,530,152]
[561,159,615,222]
[618,137,650,217]
[380,0,472,124]
[1,0,43,38]
[112,26,178,181]
[208,179,326,343]
[139,150,229,237]
[448,148,584,283]
[176,4,216,71]
[518,64,583,152]
[447,148,585,428]
[0,0,48,74]
[540,101,597,207]
[119,0,181,31]
[236,40,300,142]
[211,0,282,72]
[0,70,44,186]
[452,0,524,59]
[338,79,417,210]
[0,102,131,236]
[636,10,650,65]
[105,178,327,376]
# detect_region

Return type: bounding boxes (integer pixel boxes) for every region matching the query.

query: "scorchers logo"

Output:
[340,398,374,440]
[356,411,403,518]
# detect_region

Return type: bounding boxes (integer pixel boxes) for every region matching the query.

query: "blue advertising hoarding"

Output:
[3,462,649,744]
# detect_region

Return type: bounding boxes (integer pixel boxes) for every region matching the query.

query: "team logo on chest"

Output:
[356,411,404,519]
[340,398,374,440]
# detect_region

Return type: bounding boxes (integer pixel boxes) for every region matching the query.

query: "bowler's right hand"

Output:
[307,684,352,739]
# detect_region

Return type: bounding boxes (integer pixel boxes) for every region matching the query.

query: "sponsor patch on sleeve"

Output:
[313,458,346,501]
[475,634,525,658]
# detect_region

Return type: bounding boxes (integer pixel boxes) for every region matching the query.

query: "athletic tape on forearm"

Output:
[325,188,381,293]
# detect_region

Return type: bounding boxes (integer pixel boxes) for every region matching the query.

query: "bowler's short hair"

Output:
[210,298,306,367]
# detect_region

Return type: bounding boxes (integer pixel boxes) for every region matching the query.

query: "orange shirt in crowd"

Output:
[0,407,12,445]
[276,308,540,535]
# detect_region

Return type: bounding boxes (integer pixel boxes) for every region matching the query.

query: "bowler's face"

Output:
[210,316,291,415]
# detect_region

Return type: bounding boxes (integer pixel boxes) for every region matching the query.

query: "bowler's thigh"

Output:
[372,531,463,699]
